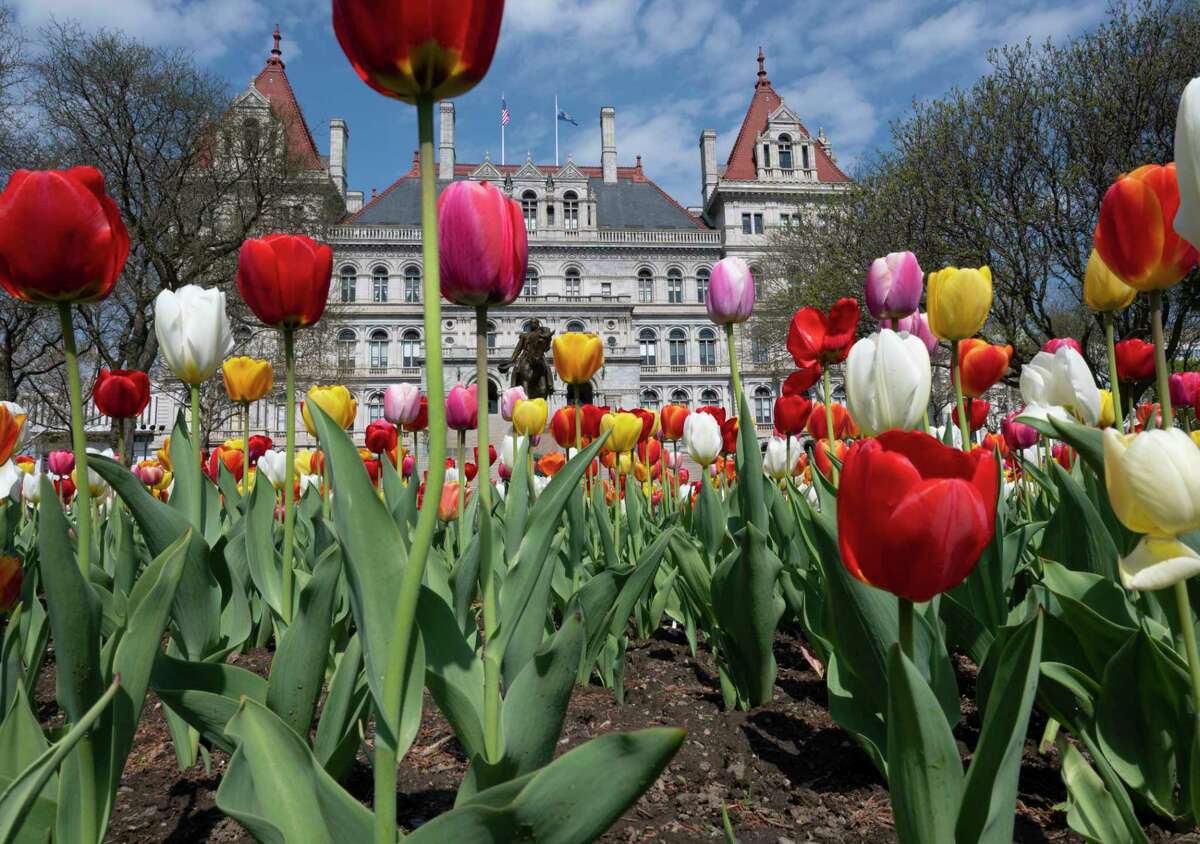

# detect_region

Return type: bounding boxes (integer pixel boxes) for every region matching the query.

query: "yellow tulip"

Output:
[511,398,548,437]
[156,436,172,472]
[553,332,604,385]
[302,385,357,435]
[222,356,274,403]
[1082,249,1136,312]
[600,412,642,454]
[1193,430,1200,449]
[1097,389,1115,429]
[295,449,317,477]
[927,265,992,341]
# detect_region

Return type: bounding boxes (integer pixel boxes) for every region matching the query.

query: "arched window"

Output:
[638,328,657,366]
[637,268,653,303]
[368,329,389,370]
[486,379,500,415]
[668,328,687,367]
[487,320,498,351]
[697,327,717,367]
[524,268,540,297]
[670,388,690,407]
[368,391,385,423]
[753,385,774,424]
[750,266,763,300]
[337,329,356,371]
[372,266,388,303]
[521,191,538,232]
[242,117,262,158]
[607,335,617,351]
[564,267,581,298]
[401,329,421,368]
[403,266,420,302]
[667,268,683,304]
[565,319,585,333]
[640,389,660,411]
[778,134,793,170]
[521,319,538,333]
[696,267,710,304]
[339,266,356,303]
[563,190,579,230]
[700,387,720,406]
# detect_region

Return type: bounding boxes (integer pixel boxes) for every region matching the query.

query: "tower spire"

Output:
[756,46,770,88]
[268,24,283,66]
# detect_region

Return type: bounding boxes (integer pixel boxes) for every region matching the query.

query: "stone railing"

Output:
[332,225,720,247]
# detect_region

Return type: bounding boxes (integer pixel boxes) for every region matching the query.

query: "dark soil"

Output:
[32,627,1184,842]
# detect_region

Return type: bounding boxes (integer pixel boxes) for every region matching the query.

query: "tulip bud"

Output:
[1170,372,1200,409]
[660,404,689,441]
[600,412,643,454]
[154,285,235,385]
[237,234,333,329]
[705,257,755,325]
[683,412,722,467]
[438,180,528,307]
[1082,249,1136,312]
[402,396,429,432]
[553,333,604,385]
[93,369,151,419]
[302,385,358,435]
[222,357,274,404]
[1001,410,1039,451]
[365,419,399,455]
[894,311,938,355]
[445,384,478,431]
[865,251,923,321]
[47,450,74,477]
[1114,338,1156,382]
[845,329,931,437]
[927,265,992,341]
[1042,337,1083,355]
[512,397,548,437]
[956,339,1013,398]
[501,386,527,422]
[1095,163,1197,291]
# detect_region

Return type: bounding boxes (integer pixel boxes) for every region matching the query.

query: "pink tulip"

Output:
[1042,337,1083,355]
[401,453,415,478]
[865,251,922,321]
[501,386,527,422]
[446,383,478,430]
[1169,371,1200,408]
[1001,409,1039,451]
[133,462,165,486]
[895,311,938,355]
[384,383,421,425]
[705,257,754,325]
[47,450,74,476]
[438,180,527,307]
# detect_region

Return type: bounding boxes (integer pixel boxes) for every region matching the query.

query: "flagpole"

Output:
[555,93,559,167]
[501,91,506,165]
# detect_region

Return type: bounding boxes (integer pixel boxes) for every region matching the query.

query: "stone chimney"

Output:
[329,118,348,197]
[439,101,455,180]
[600,106,617,184]
[699,129,718,202]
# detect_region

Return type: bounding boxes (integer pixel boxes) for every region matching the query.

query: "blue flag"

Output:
[557,110,578,126]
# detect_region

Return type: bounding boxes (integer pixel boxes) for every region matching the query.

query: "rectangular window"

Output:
[638,278,653,303]
[565,276,581,297]
[667,277,682,304]
[669,340,686,367]
[341,279,356,303]
[640,339,656,366]
[754,396,771,424]
[601,282,612,298]
[404,277,420,302]
[802,146,811,170]
[741,213,752,235]
[753,213,764,234]
[373,277,387,303]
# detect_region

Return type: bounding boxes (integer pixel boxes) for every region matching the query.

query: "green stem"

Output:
[613,466,623,560]
[952,340,971,451]
[1174,581,1200,739]
[1149,291,1173,428]
[898,598,914,662]
[822,367,838,486]
[242,401,250,495]
[281,329,296,625]
[476,306,501,762]
[725,324,743,420]
[374,95,448,844]
[1104,313,1124,433]
[190,384,202,528]
[456,430,466,557]
[59,305,93,576]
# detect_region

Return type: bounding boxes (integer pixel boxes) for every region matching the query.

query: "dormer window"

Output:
[801,144,810,170]
[778,134,793,170]
[521,190,537,232]
[563,191,579,230]
[761,144,770,168]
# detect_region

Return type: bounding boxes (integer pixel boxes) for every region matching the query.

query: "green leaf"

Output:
[151,654,267,753]
[0,686,53,844]
[417,586,487,761]
[503,436,532,560]
[217,698,376,844]
[1039,462,1118,579]
[1058,735,1143,844]
[266,545,341,737]
[0,677,119,844]
[408,728,685,843]
[312,634,370,781]
[956,612,1043,844]
[242,477,283,618]
[1041,562,1136,678]
[885,644,964,844]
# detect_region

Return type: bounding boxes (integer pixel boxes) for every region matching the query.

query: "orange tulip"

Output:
[538,452,566,477]
[0,555,21,612]
[956,339,1013,398]
[437,482,469,521]
[660,404,690,441]
[0,404,24,465]
[814,439,848,481]
[1094,163,1198,291]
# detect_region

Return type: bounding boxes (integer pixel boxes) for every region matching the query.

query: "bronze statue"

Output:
[500,319,556,399]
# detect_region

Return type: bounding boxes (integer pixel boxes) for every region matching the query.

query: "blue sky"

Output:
[12,0,1109,206]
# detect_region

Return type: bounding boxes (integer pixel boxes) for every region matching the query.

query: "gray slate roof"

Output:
[348,175,702,230]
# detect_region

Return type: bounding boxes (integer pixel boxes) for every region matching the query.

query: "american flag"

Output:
[500,97,510,127]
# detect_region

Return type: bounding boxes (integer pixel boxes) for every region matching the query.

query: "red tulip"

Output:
[365,419,399,455]
[813,438,848,481]
[248,434,273,466]
[773,394,813,437]
[637,438,662,466]
[1042,337,1082,355]
[0,555,21,613]
[582,404,607,439]
[1001,410,1039,451]
[720,416,739,454]
[955,339,1012,398]
[0,167,129,304]
[473,445,497,467]
[402,453,415,478]
[207,445,243,482]
[438,180,527,307]
[332,0,504,104]
[92,368,150,419]
[53,476,76,504]
[787,298,860,369]
[237,234,333,330]
[363,457,382,484]
[1094,163,1197,291]
[1053,443,1076,470]
[952,398,990,432]
[838,430,998,602]
[783,365,822,395]
[660,404,690,441]
[403,397,429,432]
[310,450,325,475]
[1169,371,1200,409]
[696,405,726,427]
[1135,402,1162,432]
[550,406,578,448]
[1114,338,1156,382]
[981,432,1008,457]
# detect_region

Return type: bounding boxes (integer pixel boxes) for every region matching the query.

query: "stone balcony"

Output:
[331,225,721,248]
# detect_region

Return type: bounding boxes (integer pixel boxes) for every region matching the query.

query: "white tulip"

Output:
[532,475,551,498]
[0,461,20,501]
[444,466,459,484]
[257,450,287,488]
[76,448,114,498]
[154,285,234,385]
[20,470,40,504]
[763,436,804,479]
[499,435,517,469]
[1019,346,1101,426]
[299,473,321,495]
[844,328,931,436]
[1176,76,1200,250]
[494,480,506,501]
[684,412,722,467]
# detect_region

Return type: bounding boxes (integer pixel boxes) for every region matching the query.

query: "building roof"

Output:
[252,26,324,172]
[723,49,849,184]
[347,157,708,229]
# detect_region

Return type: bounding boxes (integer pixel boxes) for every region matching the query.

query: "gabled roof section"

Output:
[252,25,324,172]
[470,154,504,182]
[723,49,850,184]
